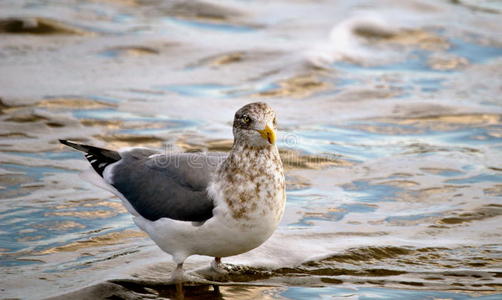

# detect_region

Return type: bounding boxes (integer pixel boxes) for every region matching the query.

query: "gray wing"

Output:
[109,149,227,222]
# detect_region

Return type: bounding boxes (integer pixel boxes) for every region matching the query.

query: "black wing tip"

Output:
[59,139,86,152]
[59,139,78,147]
[59,139,121,177]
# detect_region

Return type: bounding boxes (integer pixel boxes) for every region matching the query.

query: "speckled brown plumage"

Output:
[218,144,284,221]
[215,102,285,226]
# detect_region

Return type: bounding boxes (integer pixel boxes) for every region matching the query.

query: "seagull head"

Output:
[232,102,277,148]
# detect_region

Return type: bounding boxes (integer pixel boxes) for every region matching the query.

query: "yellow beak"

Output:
[256,124,276,145]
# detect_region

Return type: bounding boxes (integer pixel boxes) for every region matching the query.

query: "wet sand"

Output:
[1,0,501,299]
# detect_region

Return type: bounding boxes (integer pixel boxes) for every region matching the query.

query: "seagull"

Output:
[59,102,286,287]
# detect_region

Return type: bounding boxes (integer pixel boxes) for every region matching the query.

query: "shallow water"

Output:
[1,0,501,299]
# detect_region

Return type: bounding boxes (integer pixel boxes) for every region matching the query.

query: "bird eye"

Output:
[242,115,251,124]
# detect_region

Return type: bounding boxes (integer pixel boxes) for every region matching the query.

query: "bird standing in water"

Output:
[60,102,286,290]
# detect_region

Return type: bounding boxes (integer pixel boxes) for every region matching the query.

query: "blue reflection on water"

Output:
[449,38,502,64]
[422,169,464,177]
[291,119,502,164]
[386,213,441,223]
[412,78,445,93]
[4,151,82,161]
[0,159,77,199]
[287,187,378,226]
[157,82,278,98]
[2,163,72,181]
[0,200,136,267]
[281,286,502,300]
[332,36,502,75]
[0,148,138,268]
[334,50,431,73]
[167,17,255,33]
[443,126,502,145]
[343,180,400,203]
[446,174,502,185]
[293,127,380,161]
[341,203,376,214]
[159,83,241,98]
[73,108,173,122]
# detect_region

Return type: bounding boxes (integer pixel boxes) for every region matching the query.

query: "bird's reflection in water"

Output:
[178,284,221,300]
[148,283,275,300]
[148,283,223,300]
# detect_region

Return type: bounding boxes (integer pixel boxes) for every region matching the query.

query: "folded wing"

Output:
[108,149,226,222]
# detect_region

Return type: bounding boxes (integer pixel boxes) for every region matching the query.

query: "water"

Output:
[1,0,501,299]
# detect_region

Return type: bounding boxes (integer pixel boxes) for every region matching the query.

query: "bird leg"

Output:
[211,257,226,273]
[172,263,184,296]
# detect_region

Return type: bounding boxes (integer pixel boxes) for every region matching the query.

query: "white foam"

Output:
[305,10,419,68]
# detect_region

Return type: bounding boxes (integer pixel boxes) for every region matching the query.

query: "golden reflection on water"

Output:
[102,46,160,57]
[350,114,501,136]
[437,204,502,225]
[46,210,119,219]
[95,0,138,7]
[17,235,45,242]
[176,138,233,152]
[398,113,501,126]
[389,172,414,178]
[85,201,128,212]
[396,185,463,203]
[35,220,86,231]
[96,134,165,148]
[79,119,123,129]
[47,199,127,219]
[221,285,285,300]
[5,110,49,123]
[0,17,91,35]
[0,173,32,186]
[350,123,422,135]
[38,229,145,255]
[154,0,254,30]
[377,180,420,188]
[197,51,245,67]
[366,29,450,51]
[428,53,469,70]
[253,73,330,99]
[369,114,502,133]
[280,148,353,170]
[36,97,116,109]
[484,184,502,197]
[54,198,102,210]
[285,174,311,191]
